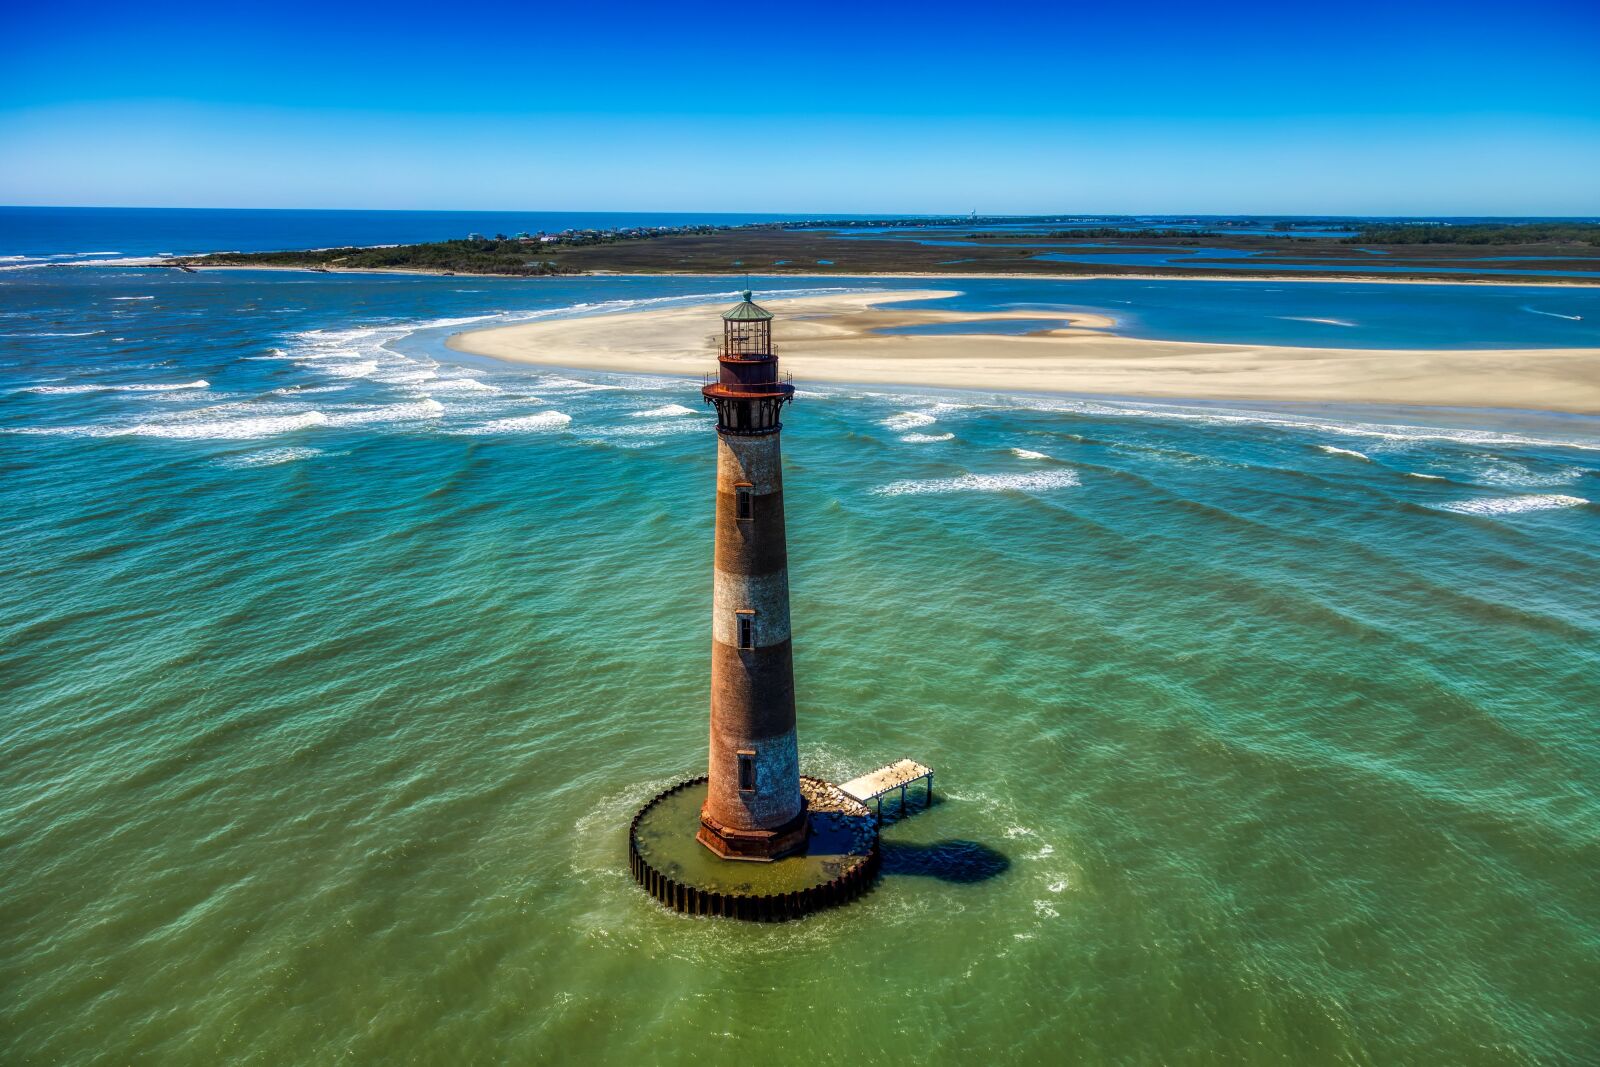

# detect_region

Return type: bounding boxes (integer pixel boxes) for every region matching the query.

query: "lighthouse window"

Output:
[736,610,755,650]
[737,751,757,792]
[735,484,754,520]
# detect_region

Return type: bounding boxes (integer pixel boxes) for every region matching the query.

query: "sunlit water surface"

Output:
[3,268,1598,1065]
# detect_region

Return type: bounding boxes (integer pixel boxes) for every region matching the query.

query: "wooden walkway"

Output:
[839,759,933,815]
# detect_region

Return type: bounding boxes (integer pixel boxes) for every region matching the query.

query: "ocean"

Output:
[0,206,848,268]
[3,212,1598,1065]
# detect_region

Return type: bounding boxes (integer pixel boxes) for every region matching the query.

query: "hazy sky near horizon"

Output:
[3,0,1597,215]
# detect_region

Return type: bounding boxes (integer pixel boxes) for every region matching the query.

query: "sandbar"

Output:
[446,290,1600,415]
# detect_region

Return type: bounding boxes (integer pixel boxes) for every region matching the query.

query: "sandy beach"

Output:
[447,289,1600,415]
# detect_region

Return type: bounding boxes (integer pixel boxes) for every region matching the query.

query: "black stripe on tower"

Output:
[715,491,789,576]
[708,639,797,740]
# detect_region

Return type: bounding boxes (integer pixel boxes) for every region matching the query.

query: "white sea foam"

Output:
[1317,444,1370,461]
[595,419,712,440]
[14,330,103,338]
[109,296,154,301]
[129,411,330,440]
[21,379,209,394]
[322,398,444,427]
[218,447,323,468]
[0,253,130,271]
[1437,494,1588,516]
[316,360,379,378]
[1406,472,1446,480]
[1521,306,1582,321]
[538,376,624,392]
[6,410,332,440]
[1280,316,1357,327]
[631,404,698,418]
[427,377,500,394]
[272,384,350,395]
[453,411,572,435]
[882,411,938,431]
[872,469,1081,496]
[375,368,437,386]
[900,432,954,443]
[1011,448,1050,460]
[1470,458,1587,489]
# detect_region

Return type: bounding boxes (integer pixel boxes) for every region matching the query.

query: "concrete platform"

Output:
[629,776,879,921]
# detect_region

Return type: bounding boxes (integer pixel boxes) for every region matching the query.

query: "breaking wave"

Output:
[322,398,445,427]
[20,379,209,394]
[1436,494,1588,516]
[452,411,572,435]
[217,447,323,468]
[426,377,499,394]
[5,411,332,440]
[872,469,1081,496]
[882,411,938,431]
[315,360,379,379]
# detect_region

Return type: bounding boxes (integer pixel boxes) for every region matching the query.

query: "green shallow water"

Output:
[3,269,1599,1065]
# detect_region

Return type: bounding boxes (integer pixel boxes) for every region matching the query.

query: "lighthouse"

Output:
[695,291,808,862]
[625,294,885,918]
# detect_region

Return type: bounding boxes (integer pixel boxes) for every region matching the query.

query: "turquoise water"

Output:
[4,266,1599,1064]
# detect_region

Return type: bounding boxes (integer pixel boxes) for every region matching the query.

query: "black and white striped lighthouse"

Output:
[695,292,808,862]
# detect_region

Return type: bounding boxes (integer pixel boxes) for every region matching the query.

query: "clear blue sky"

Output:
[3,0,1597,214]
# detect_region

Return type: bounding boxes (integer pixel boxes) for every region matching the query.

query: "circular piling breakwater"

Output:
[629,776,880,921]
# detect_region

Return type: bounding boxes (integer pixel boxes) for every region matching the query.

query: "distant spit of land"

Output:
[170,218,1600,286]
[447,291,1600,415]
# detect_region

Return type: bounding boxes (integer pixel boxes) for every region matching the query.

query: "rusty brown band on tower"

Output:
[697,292,806,861]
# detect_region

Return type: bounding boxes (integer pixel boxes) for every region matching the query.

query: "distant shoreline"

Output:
[89,259,1600,288]
[445,289,1600,416]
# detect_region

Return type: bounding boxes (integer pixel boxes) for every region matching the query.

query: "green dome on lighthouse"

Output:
[722,291,773,322]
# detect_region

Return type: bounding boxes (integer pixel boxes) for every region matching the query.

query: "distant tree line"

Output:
[1042,228,1218,240]
[951,228,1221,240]
[1344,224,1600,246]
[185,239,578,275]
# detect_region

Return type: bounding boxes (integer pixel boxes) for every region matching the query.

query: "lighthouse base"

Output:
[696,807,809,862]
[629,776,879,921]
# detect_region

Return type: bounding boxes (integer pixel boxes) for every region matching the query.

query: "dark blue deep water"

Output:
[0,206,840,265]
